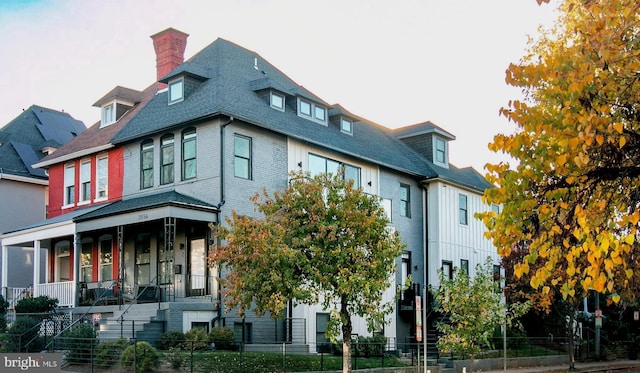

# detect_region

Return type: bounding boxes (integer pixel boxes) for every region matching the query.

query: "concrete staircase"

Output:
[97,303,165,344]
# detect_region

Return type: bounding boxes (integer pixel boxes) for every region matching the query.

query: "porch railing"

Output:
[35,281,75,308]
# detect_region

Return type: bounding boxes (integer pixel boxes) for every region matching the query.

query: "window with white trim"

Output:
[101,102,115,126]
[99,236,113,281]
[96,155,108,199]
[341,118,353,134]
[298,98,327,124]
[270,91,285,111]
[434,137,448,166]
[80,239,93,283]
[182,128,197,180]
[64,163,75,206]
[169,79,184,104]
[80,159,91,203]
[160,134,175,185]
[141,140,154,189]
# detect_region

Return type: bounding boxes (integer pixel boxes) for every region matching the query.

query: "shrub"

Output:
[14,295,58,314]
[0,294,9,332]
[167,346,185,369]
[183,328,209,351]
[120,341,160,372]
[62,322,97,364]
[158,330,185,350]
[209,327,235,350]
[94,339,129,368]
[7,316,44,352]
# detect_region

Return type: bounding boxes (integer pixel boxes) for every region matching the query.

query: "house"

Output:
[0,28,498,351]
[0,106,85,303]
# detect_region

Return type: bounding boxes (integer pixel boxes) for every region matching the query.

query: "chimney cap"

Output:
[150,27,189,40]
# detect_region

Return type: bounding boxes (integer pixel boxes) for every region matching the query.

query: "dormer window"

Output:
[270,91,285,111]
[169,79,184,104]
[341,118,353,135]
[101,103,115,126]
[298,98,327,125]
[434,137,448,167]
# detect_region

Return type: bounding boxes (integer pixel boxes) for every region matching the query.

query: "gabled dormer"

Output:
[393,121,456,169]
[159,70,208,105]
[329,104,359,136]
[93,86,143,128]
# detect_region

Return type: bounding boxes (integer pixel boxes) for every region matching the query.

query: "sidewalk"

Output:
[480,359,640,373]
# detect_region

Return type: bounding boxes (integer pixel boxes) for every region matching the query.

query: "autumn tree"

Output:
[481,0,640,367]
[211,171,404,373]
[432,258,529,373]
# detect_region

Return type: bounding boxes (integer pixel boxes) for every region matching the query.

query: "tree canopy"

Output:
[211,171,404,372]
[481,0,640,307]
[432,258,529,372]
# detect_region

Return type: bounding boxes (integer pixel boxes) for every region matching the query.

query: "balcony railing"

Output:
[35,281,75,308]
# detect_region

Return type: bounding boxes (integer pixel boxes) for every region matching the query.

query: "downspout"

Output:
[422,185,428,369]
[213,115,234,326]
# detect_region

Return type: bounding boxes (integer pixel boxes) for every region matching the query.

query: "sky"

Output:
[0,0,559,173]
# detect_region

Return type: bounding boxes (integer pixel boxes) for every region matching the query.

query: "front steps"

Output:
[97,302,165,343]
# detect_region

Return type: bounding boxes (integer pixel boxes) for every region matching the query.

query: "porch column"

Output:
[1,244,8,291]
[118,225,124,309]
[73,234,80,307]
[33,240,41,288]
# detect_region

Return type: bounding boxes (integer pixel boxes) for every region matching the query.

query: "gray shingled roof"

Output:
[0,105,85,179]
[75,190,218,222]
[111,38,489,192]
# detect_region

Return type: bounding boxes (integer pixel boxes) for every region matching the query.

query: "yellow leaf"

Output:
[624,234,635,245]
[626,269,633,279]
[611,294,621,303]
[613,122,623,134]
[620,136,626,148]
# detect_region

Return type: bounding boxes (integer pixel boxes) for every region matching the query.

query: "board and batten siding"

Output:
[427,181,499,286]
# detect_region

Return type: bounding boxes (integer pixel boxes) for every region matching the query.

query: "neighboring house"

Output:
[0,28,498,351]
[0,105,85,297]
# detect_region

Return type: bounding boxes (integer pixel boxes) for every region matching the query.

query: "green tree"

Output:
[432,258,529,373]
[212,171,404,373]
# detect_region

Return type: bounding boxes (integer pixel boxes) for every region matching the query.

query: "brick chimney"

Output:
[151,28,189,90]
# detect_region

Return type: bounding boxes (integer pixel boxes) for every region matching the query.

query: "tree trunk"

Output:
[341,299,352,373]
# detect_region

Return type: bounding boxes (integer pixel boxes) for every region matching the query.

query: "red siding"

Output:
[46,146,124,218]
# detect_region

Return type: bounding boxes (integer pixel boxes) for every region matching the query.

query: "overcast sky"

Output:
[0,0,558,172]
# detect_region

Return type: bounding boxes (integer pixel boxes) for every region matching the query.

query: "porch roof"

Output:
[0,204,108,246]
[74,190,219,232]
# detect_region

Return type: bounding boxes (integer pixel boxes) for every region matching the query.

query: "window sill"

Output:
[61,203,75,210]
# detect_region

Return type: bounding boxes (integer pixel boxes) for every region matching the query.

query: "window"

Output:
[341,118,353,134]
[270,91,284,111]
[158,231,173,285]
[64,163,75,206]
[135,233,151,285]
[460,259,469,276]
[160,134,174,185]
[55,241,71,282]
[101,103,115,126]
[442,261,453,280]
[182,128,197,180]
[169,79,184,103]
[401,252,411,286]
[96,155,108,199]
[492,204,500,214]
[459,194,468,225]
[308,153,360,187]
[298,98,327,124]
[435,137,447,164]
[316,313,330,351]
[381,198,392,222]
[80,160,91,203]
[141,140,154,189]
[234,135,252,179]
[400,184,411,217]
[80,240,93,283]
[99,237,113,281]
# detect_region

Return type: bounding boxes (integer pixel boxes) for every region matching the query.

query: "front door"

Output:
[187,238,206,296]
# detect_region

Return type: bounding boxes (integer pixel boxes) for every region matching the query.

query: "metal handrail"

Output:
[118,275,161,324]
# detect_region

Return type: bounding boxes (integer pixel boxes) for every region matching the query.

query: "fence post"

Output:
[190,340,194,373]
[90,338,94,373]
[133,338,137,373]
[282,342,286,373]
